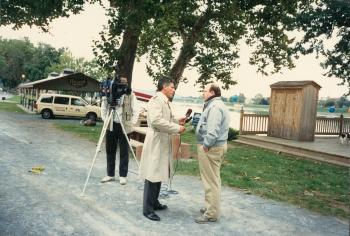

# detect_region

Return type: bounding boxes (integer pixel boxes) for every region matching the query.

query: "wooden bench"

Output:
[130,139,143,160]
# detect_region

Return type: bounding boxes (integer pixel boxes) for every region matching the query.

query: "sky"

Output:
[0,3,348,99]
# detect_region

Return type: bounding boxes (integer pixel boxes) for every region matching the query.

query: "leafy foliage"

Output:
[0,0,86,31]
[24,43,64,82]
[48,51,109,81]
[0,38,107,89]
[318,96,350,108]
[252,93,270,105]
[93,0,164,84]
[227,127,239,141]
[136,0,318,90]
[138,0,244,88]
[229,93,246,103]
[294,0,350,94]
[0,38,63,88]
[2,1,348,94]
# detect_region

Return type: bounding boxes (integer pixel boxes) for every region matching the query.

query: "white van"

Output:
[35,93,101,120]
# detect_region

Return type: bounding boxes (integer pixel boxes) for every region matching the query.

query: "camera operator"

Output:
[100,76,139,185]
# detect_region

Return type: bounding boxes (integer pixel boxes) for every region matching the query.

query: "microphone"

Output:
[185,108,192,118]
[185,108,192,123]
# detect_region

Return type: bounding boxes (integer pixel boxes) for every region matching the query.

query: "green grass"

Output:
[6,95,21,103]
[52,120,349,220]
[0,101,26,113]
[220,144,349,219]
[53,122,103,143]
[180,125,198,154]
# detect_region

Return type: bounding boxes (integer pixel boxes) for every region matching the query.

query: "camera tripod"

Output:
[82,107,140,195]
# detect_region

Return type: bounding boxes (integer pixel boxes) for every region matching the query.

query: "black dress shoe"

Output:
[143,212,160,221]
[154,204,168,211]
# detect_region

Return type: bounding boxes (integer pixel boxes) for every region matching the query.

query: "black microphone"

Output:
[185,109,192,123]
[185,108,192,118]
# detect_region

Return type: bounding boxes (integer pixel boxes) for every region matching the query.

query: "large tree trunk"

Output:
[169,12,211,89]
[117,26,141,86]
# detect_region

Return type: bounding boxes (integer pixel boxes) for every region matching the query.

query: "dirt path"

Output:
[0,111,348,236]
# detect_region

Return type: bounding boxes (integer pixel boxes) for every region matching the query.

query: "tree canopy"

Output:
[93,0,165,85]
[0,0,86,31]
[0,38,64,88]
[1,0,349,94]
[295,0,350,94]
[94,0,349,94]
[145,1,305,89]
[48,51,109,81]
[0,38,106,88]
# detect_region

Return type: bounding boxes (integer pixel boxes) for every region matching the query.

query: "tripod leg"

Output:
[114,112,140,168]
[82,148,100,195]
[82,110,113,195]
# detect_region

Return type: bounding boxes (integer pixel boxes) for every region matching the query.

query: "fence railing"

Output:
[239,109,269,135]
[239,109,350,135]
[315,115,350,135]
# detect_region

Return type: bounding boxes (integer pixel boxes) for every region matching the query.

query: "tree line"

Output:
[1,0,349,94]
[0,37,108,89]
[227,93,349,108]
[319,96,350,108]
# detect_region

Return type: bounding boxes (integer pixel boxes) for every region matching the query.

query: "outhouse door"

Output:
[269,89,301,140]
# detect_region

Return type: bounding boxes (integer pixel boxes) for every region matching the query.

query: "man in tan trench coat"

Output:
[139,76,186,221]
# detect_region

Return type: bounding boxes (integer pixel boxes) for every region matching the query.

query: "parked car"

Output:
[191,112,201,128]
[34,93,101,120]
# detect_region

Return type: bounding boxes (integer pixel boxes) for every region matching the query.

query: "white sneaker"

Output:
[119,177,127,185]
[101,176,115,183]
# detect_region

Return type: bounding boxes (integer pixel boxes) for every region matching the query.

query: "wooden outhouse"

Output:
[268,81,321,141]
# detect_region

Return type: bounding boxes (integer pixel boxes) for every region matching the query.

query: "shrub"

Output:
[227,127,239,141]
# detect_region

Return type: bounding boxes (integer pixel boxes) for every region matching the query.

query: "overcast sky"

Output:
[0,3,348,99]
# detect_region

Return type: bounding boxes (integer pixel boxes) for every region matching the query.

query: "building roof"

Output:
[17,71,156,102]
[18,72,100,92]
[270,80,321,89]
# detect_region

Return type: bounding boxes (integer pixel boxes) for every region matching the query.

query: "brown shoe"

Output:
[194,215,217,224]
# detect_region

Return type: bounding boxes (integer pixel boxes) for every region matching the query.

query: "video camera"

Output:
[100,62,132,107]
[109,79,131,107]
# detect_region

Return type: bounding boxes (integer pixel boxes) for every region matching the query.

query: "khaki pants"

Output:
[197,144,226,219]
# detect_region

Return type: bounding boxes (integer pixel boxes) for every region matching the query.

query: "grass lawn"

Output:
[221,144,349,219]
[6,95,21,103]
[53,121,103,143]
[52,121,349,220]
[0,101,26,113]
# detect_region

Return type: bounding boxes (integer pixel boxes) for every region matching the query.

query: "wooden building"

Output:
[17,71,100,111]
[268,81,321,141]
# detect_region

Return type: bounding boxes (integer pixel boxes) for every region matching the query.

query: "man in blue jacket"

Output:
[195,83,230,224]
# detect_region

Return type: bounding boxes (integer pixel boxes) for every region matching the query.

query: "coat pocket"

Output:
[199,122,207,136]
